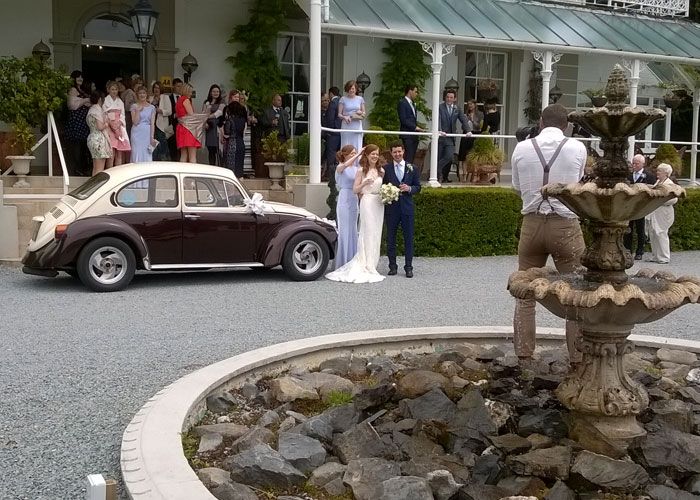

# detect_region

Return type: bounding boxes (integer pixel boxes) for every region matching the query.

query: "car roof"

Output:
[102,162,238,184]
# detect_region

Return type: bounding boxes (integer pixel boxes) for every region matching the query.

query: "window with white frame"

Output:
[463,51,507,136]
[277,33,330,138]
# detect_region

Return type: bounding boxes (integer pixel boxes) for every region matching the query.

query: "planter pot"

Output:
[590,96,608,108]
[664,96,681,110]
[285,175,308,193]
[265,162,285,191]
[6,155,35,188]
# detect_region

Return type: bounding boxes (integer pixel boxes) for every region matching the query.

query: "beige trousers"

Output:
[514,213,586,362]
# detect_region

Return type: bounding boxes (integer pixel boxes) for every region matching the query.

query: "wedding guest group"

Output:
[510,104,587,367]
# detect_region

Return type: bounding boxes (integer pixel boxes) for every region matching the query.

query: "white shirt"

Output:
[511,127,587,218]
[404,96,416,115]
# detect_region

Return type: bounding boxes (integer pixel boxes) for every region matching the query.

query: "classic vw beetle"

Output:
[22,163,337,292]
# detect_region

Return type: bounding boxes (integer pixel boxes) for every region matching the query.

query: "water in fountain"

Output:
[509,65,699,455]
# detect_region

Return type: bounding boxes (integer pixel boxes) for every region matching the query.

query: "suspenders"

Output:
[530,137,568,213]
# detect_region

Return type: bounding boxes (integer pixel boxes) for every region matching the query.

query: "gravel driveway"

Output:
[1,253,698,499]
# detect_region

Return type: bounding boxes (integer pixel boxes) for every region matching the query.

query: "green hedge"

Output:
[386,187,700,257]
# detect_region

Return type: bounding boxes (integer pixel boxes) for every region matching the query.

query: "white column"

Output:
[691,88,699,183]
[664,109,672,142]
[623,59,642,160]
[308,0,322,184]
[532,51,561,111]
[421,41,454,187]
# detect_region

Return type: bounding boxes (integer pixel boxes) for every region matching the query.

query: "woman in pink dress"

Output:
[102,81,131,166]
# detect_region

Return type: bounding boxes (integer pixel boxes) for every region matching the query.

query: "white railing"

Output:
[554,0,689,17]
[1,112,70,195]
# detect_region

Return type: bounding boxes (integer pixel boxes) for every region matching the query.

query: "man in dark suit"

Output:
[325,86,342,169]
[384,141,422,278]
[167,78,183,161]
[261,94,291,143]
[397,85,423,163]
[624,154,656,260]
[438,89,472,183]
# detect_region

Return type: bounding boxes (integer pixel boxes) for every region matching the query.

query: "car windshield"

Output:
[68,172,110,200]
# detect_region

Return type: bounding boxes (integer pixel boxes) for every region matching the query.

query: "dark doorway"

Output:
[82,45,141,93]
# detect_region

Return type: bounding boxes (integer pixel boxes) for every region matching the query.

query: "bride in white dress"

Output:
[326,144,386,283]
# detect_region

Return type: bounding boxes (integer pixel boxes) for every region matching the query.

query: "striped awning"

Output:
[321,0,700,65]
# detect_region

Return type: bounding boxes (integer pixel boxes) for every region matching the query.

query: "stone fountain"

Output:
[509,65,699,456]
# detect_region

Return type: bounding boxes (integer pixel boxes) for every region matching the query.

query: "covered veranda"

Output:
[299,0,700,187]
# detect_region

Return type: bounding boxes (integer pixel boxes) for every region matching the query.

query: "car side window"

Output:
[184,177,227,207]
[116,176,178,208]
[224,181,246,207]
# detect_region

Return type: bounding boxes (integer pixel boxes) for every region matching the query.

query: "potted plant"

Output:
[261,131,289,190]
[581,88,607,107]
[0,56,69,186]
[465,134,504,184]
[286,133,310,192]
[658,82,686,109]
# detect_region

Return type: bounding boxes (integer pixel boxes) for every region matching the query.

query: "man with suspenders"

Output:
[510,104,587,367]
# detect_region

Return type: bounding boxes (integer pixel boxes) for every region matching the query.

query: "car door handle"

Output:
[184,214,200,219]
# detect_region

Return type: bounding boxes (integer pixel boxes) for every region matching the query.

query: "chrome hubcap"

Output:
[292,240,323,275]
[88,246,127,285]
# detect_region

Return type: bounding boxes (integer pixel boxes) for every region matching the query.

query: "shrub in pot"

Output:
[261,131,289,190]
[466,134,505,184]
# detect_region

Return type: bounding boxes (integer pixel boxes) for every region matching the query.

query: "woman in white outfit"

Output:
[646,163,677,264]
[326,144,386,283]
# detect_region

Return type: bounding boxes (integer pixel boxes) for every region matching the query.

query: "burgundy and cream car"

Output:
[22,163,337,292]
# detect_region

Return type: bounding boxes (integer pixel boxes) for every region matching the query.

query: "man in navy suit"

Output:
[438,89,472,183]
[398,85,423,163]
[624,154,656,259]
[384,141,422,277]
[325,86,342,169]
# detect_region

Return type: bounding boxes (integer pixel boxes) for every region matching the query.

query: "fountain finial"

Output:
[604,64,629,108]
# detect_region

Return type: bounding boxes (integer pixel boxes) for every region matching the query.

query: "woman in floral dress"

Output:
[85,91,112,176]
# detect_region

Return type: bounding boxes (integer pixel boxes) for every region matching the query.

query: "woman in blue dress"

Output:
[338,80,365,158]
[129,85,157,163]
[334,145,363,269]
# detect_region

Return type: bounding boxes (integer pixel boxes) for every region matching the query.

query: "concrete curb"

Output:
[120,326,700,500]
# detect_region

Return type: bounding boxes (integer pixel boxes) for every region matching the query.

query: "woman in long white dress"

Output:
[646,162,678,264]
[326,144,386,283]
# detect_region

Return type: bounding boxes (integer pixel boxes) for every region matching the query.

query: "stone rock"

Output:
[239,382,258,399]
[277,497,304,500]
[484,399,514,429]
[285,410,308,422]
[277,432,326,473]
[462,357,487,373]
[196,467,230,489]
[455,483,510,500]
[657,348,698,365]
[269,376,318,402]
[572,450,649,490]
[678,387,700,405]
[649,388,673,400]
[380,475,435,500]
[210,481,258,500]
[438,361,463,378]
[476,347,505,361]
[367,355,404,377]
[278,416,296,433]
[493,392,540,412]
[633,430,700,473]
[343,457,401,500]
[300,414,334,443]
[568,416,628,459]
[197,432,223,454]
[308,461,347,487]
[532,375,562,391]
[657,377,682,393]
[544,479,576,500]
[397,370,448,398]
[633,370,662,387]
[298,371,354,399]
[193,423,248,439]
[400,432,445,459]
[662,364,691,380]
[323,477,348,495]
[452,375,470,389]
[426,469,463,500]
[231,426,275,453]
[323,403,359,432]
[687,368,700,384]
[647,484,700,500]
[206,392,237,414]
[439,350,468,364]
[223,444,306,489]
[497,475,547,497]
[449,388,497,439]
[319,356,352,375]
[333,421,388,463]
[354,383,397,411]
[489,433,532,454]
[526,433,554,450]
[216,415,231,423]
[685,474,700,494]
[401,454,471,485]
[400,388,456,423]
[507,445,571,480]
[651,399,694,433]
[472,454,504,484]
[258,410,280,428]
[517,409,568,439]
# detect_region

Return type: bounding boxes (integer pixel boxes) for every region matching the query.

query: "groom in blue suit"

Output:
[384,141,422,278]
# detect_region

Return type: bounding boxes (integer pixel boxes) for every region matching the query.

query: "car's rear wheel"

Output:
[282,232,329,281]
[76,237,136,292]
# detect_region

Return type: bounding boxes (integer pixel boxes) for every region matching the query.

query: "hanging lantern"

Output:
[356,71,371,95]
[549,85,564,103]
[129,0,159,45]
[444,77,459,93]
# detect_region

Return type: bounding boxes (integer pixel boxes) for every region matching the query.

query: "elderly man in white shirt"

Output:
[510,104,587,366]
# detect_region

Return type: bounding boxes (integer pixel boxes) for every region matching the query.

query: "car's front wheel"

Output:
[282,232,329,281]
[76,237,136,292]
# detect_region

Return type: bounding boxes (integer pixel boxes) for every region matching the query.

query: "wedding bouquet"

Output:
[380,183,400,205]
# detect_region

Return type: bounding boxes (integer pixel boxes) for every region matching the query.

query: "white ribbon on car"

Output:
[244,192,269,216]
[319,217,337,231]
